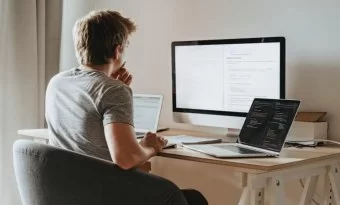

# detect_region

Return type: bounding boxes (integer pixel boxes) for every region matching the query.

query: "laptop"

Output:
[133,94,163,138]
[183,98,301,158]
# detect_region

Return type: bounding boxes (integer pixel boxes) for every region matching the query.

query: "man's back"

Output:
[43,10,208,205]
[45,67,133,161]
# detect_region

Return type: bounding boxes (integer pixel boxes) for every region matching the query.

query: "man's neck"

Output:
[81,64,115,77]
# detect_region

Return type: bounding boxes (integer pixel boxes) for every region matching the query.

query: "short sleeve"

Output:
[100,84,134,126]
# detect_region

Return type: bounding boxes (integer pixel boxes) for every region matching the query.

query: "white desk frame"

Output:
[237,160,340,205]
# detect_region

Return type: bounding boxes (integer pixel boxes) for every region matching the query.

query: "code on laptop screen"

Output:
[238,99,300,152]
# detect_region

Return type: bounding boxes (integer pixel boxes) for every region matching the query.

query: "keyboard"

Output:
[213,145,264,154]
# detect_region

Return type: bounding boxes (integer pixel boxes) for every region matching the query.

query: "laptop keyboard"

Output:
[213,145,264,154]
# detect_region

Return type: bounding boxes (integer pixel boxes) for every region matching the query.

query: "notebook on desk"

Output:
[138,135,222,149]
[165,135,222,145]
[183,98,301,158]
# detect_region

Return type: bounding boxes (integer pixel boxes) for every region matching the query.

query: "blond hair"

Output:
[73,10,136,65]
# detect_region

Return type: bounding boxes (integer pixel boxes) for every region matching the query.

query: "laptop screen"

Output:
[238,98,300,152]
[133,95,163,132]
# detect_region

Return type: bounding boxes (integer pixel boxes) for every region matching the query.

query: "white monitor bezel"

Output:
[171,37,286,129]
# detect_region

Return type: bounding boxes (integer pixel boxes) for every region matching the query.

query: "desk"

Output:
[18,128,340,205]
[18,129,49,143]
[160,129,340,205]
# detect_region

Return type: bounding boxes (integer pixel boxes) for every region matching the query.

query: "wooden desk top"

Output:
[158,129,340,172]
[18,128,340,172]
[159,145,340,172]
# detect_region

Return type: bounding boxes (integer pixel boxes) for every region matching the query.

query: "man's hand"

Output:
[139,132,168,154]
[111,63,133,86]
[104,123,159,170]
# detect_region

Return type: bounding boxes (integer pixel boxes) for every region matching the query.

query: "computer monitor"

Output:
[171,37,285,129]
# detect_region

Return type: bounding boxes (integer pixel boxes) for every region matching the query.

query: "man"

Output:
[45,10,208,205]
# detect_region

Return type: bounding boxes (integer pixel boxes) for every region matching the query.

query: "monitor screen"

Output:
[172,37,285,118]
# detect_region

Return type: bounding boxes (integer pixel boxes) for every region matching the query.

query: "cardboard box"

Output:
[286,112,328,141]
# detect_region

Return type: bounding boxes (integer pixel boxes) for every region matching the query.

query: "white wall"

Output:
[61,0,340,139]
[60,1,340,204]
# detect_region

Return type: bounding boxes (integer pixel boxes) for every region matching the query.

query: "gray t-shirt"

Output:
[45,67,133,161]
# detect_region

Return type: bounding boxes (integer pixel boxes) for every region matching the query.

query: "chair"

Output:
[12,140,168,205]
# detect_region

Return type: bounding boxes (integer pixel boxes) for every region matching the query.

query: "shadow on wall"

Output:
[288,60,340,140]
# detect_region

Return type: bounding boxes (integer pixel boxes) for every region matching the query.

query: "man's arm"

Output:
[104,122,155,170]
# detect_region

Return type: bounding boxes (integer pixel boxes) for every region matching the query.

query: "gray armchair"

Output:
[13,140,208,205]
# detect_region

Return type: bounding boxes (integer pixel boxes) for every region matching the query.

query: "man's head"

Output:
[73,10,136,67]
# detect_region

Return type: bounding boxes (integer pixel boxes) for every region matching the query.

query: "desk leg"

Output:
[267,177,284,205]
[323,172,334,205]
[237,173,264,205]
[238,187,250,205]
[250,188,264,205]
[299,176,318,205]
[238,173,250,205]
[328,165,340,205]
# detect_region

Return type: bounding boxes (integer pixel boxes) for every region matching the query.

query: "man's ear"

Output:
[113,45,122,60]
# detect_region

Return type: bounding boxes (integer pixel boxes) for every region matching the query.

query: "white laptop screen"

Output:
[239,98,300,152]
[133,95,163,132]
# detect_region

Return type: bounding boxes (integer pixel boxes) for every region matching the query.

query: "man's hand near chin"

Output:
[111,63,133,86]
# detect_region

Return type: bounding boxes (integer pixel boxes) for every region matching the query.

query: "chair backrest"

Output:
[12,140,132,205]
